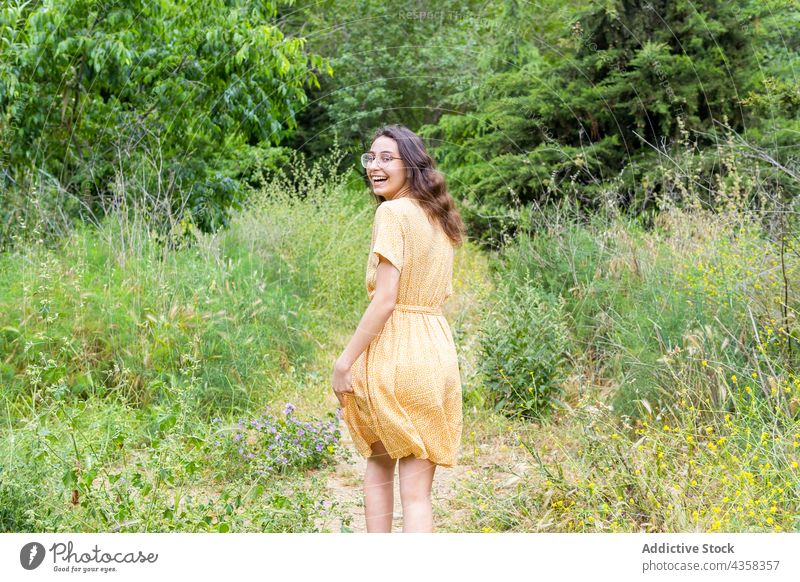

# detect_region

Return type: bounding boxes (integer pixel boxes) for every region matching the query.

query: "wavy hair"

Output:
[366,124,465,247]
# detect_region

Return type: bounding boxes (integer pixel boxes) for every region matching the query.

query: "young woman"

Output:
[331,124,465,533]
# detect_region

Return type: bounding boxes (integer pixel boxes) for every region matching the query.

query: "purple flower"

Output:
[284,402,296,416]
[234,433,243,441]
[297,429,305,437]
[316,443,323,452]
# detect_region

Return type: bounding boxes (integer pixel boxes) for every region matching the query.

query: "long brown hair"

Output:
[367,124,465,247]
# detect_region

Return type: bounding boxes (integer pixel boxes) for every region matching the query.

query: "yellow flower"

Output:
[731,374,738,383]
[702,359,708,366]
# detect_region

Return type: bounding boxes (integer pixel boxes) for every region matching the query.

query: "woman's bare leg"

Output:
[398,456,437,532]
[364,440,398,532]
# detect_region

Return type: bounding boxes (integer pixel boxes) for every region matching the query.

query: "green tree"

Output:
[281,0,494,161]
[0,0,329,232]
[421,0,799,247]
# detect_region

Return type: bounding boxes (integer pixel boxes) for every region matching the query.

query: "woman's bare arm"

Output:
[335,256,400,370]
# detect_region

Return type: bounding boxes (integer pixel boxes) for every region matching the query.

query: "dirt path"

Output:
[316,414,529,533]
[317,431,471,533]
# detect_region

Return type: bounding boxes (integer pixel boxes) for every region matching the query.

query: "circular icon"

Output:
[20,542,46,570]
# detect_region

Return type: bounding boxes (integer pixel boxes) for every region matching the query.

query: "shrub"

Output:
[212,403,343,477]
[478,278,571,419]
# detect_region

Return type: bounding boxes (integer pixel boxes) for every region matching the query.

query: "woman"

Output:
[331,124,465,533]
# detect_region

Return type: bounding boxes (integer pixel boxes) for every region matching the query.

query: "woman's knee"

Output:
[398,458,435,504]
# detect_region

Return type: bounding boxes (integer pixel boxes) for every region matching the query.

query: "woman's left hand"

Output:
[332,359,354,408]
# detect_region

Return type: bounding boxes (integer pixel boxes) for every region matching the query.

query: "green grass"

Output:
[2,149,799,532]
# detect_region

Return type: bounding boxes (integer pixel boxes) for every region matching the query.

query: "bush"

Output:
[478,278,571,419]
[212,402,344,478]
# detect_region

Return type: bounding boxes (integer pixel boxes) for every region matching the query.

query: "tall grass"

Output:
[0,148,386,532]
[458,135,800,532]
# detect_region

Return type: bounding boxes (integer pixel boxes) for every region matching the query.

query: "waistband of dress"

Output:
[393,303,443,315]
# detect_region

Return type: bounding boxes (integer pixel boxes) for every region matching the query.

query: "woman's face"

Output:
[366,136,408,199]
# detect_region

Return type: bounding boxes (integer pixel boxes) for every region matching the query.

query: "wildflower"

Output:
[284,402,296,416]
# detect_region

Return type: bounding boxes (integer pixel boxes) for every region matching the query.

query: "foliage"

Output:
[281,0,494,161]
[212,402,344,477]
[478,277,571,419]
[420,0,800,247]
[0,0,329,234]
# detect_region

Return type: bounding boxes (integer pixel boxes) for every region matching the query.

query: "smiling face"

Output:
[366,136,409,200]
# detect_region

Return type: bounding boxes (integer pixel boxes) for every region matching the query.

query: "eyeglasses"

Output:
[360,153,402,168]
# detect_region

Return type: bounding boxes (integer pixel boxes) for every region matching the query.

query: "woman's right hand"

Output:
[331,358,355,407]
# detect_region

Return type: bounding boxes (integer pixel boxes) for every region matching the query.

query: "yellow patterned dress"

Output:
[341,197,463,467]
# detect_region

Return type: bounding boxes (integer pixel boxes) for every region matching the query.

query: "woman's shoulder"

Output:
[381,196,422,218]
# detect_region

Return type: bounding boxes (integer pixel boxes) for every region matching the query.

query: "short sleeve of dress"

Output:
[372,203,405,273]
